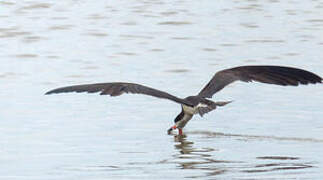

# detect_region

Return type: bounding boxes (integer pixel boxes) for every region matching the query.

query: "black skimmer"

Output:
[46,65,322,136]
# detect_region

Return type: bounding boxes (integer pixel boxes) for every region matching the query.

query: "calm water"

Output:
[1,0,323,179]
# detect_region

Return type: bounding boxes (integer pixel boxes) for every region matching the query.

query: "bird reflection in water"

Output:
[171,131,317,178]
[125,132,317,178]
[171,134,234,178]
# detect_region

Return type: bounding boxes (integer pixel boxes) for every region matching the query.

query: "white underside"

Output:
[176,103,208,129]
[182,103,208,115]
[175,113,193,129]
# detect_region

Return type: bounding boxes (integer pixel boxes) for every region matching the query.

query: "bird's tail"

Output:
[197,100,233,117]
[214,100,233,107]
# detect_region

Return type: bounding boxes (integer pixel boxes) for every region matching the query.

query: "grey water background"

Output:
[1,0,323,179]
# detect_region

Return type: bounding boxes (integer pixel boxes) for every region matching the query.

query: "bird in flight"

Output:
[46,65,322,136]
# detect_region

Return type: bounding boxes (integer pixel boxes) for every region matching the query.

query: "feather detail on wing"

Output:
[198,66,322,98]
[45,82,193,106]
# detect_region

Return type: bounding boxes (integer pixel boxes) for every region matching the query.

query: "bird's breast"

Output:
[182,103,208,115]
[176,112,193,129]
[182,104,196,114]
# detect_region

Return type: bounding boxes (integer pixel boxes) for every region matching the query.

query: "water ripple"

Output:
[189,131,323,143]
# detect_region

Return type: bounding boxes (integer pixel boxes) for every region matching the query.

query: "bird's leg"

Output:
[178,128,183,136]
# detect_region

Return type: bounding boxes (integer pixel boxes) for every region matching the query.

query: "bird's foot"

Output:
[174,128,186,138]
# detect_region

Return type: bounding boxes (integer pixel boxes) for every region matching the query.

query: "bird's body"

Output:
[182,104,197,115]
[46,65,322,136]
[168,96,232,134]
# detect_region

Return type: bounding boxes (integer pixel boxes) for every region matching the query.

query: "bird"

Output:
[45,65,322,136]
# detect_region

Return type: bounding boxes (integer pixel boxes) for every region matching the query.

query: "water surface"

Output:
[0,0,323,179]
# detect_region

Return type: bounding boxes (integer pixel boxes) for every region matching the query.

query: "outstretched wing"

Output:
[46,82,193,106]
[198,65,322,98]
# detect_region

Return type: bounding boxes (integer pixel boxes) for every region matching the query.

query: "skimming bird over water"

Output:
[46,65,322,136]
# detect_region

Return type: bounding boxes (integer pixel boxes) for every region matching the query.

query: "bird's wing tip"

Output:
[44,89,67,95]
[44,91,53,95]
